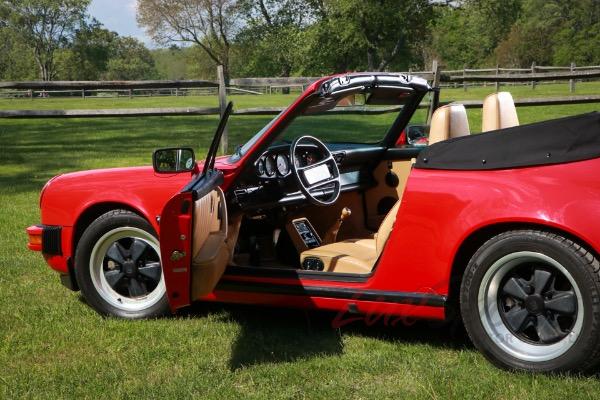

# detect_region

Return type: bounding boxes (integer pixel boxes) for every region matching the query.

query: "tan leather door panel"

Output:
[190,187,230,299]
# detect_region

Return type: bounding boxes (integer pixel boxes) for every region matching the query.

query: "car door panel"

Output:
[189,186,230,299]
[160,171,229,311]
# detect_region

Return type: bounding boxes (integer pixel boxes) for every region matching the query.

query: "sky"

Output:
[89,0,154,47]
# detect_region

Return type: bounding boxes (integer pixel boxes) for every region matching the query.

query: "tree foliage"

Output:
[2,0,89,80]
[137,0,240,82]
[1,0,599,81]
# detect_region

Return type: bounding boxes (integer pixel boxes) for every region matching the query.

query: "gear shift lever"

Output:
[322,207,351,244]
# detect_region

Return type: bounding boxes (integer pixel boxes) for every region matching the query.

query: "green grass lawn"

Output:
[1,89,600,398]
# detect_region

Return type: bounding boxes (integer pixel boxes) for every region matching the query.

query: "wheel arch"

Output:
[72,202,154,263]
[446,221,600,319]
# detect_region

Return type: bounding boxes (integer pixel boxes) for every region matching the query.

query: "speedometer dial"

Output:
[276,154,289,176]
[264,156,276,177]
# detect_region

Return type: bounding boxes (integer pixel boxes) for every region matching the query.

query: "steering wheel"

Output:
[290,135,341,206]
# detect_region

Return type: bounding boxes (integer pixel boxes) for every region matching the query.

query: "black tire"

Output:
[75,209,170,319]
[460,230,600,373]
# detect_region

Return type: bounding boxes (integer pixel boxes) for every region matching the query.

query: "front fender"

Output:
[38,167,192,271]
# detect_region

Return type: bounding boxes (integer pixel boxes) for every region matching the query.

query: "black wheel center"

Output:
[524,294,545,315]
[123,260,137,277]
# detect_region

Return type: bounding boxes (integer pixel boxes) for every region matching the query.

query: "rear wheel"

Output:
[460,230,600,372]
[75,210,169,318]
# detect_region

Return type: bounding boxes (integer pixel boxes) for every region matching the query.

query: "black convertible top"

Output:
[414,112,600,170]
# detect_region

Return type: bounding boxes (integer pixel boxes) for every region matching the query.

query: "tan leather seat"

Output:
[300,201,401,274]
[428,104,470,145]
[482,92,519,132]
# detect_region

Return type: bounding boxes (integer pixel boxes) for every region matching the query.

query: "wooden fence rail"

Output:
[2,61,600,152]
[0,80,217,90]
[2,95,599,119]
[2,62,599,94]
[440,69,600,83]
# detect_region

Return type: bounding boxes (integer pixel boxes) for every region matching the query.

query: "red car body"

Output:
[27,74,600,324]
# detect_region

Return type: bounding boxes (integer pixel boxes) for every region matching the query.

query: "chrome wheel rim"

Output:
[90,227,165,312]
[478,251,583,362]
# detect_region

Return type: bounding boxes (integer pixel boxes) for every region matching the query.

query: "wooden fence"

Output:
[2,61,600,151]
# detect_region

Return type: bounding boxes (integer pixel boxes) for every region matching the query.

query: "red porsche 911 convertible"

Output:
[27,73,600,373]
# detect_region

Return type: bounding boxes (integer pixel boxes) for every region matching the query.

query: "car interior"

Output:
[191,89,520,284]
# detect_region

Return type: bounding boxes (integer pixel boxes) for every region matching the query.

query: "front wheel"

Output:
[460,230,600,372]
[75,210,170,318]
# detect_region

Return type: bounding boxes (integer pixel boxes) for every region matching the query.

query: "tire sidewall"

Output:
[75,210,170,319]
[461,231,600,372]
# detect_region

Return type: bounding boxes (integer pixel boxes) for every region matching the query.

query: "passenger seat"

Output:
[482,92,519,132]
[428,104,471,145]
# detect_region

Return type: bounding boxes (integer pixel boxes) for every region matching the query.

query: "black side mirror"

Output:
[152,147,195,173]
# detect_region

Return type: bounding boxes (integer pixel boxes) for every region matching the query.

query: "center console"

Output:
[286,218,322,251]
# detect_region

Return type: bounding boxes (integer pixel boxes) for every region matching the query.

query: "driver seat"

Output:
[300,201,401,274]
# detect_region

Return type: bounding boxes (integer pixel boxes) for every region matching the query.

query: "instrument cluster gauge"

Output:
[276,154,290,176]
[256,158,265,176]
[264,156,276,177]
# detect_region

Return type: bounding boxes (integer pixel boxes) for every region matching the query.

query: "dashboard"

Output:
[255,145,326,179]
[231,143,422,211]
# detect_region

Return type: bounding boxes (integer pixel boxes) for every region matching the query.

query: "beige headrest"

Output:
[482,92,519,132]
[428,104,470,145]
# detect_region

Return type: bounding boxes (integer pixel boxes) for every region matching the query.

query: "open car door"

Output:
[159,103,233,311]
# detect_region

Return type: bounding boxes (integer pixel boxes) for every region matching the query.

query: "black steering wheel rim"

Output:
[290,135,341,206]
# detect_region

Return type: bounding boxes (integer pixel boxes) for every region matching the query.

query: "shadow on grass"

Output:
[0,115,272,194]
[180,302,470,371]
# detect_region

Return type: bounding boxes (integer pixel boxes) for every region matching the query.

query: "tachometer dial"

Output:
[264,156,276,177]
[257,158,265,176]
[276,154,290,176]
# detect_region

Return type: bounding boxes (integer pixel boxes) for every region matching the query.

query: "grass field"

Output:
[1,83,600,398]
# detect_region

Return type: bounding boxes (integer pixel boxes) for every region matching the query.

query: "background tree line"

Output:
[1,0,599,82]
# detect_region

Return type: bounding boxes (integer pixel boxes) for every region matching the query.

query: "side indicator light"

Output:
[26,225,43,251]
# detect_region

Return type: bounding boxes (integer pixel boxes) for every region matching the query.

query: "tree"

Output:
[104,37,158,80]
[236,0,311,78]
[152,46,192,80]
[430,0,521,68]
[494,0,600,67]
[339,0,432,71]
[0,26,37,80]
[550,0,600,65]
[2,0,89,80]
[137,0,240,82]
[70,20,118,80]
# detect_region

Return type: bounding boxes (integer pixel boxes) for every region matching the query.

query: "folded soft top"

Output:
[415,112,600,170]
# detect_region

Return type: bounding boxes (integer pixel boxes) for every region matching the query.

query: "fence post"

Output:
[427,60,440,125]
[531,62,536,89]
[495,65,500,92]
[82,89,85,99]
[463,65,467,92]
[217,64,229,154]
[431,60,440,88]
[570,62,576,93]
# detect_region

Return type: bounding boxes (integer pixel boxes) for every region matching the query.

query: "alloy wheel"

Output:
[478,251,584,362]
[89,227,166,312]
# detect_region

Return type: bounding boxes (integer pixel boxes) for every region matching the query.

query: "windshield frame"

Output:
[228,74,432,167]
